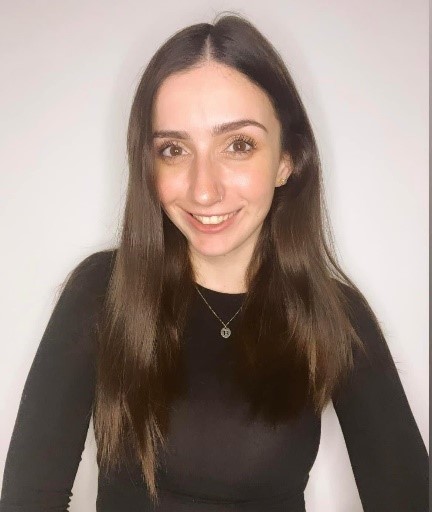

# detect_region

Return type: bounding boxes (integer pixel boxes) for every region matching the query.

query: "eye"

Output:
[157,141,188,159]
[226,135,257,155]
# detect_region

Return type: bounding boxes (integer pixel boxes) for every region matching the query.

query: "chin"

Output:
[188,241,235,259]
[192,247,232,259]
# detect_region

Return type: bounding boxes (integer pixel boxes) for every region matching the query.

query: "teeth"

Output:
[192,211,237,225]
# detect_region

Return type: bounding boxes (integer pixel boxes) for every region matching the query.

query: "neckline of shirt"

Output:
[195,282,246,298]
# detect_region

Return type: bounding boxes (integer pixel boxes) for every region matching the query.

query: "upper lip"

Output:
[188,209,240,216]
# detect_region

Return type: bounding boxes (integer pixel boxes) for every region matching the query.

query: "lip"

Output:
[184,208,241,233]
[188,210,238,217]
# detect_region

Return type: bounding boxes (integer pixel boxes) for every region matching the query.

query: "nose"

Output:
[188,153,224,206]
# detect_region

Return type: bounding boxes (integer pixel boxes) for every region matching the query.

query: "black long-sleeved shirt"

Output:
[0,250,428,511]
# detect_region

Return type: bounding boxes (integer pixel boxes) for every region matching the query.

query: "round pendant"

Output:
[220,327,231,338]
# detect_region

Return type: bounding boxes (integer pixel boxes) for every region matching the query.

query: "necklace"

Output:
[194,286,243,339]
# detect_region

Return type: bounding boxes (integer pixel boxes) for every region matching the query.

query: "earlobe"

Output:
[276,154,293,187]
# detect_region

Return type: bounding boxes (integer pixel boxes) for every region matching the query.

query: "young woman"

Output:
[0,13,428,512]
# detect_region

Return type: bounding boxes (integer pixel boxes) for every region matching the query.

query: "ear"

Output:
[275,153,293,187]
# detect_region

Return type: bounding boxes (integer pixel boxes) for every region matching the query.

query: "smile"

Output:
[191,211,238,225]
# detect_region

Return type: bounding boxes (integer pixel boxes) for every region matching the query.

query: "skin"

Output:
[152,61,292,293]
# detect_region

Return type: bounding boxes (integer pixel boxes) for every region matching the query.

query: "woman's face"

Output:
[152,61,291,266]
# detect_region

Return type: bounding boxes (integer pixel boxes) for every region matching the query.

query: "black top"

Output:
[0,250,428,511]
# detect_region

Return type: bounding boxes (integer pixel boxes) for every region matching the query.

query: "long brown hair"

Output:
[80,12,385,503]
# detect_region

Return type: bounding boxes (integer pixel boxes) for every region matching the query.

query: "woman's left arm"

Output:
[332,286,428,512]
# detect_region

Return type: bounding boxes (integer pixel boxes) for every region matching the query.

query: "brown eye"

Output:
[226,136,256,154]
[159,143,186,158]
[232,140,249,152]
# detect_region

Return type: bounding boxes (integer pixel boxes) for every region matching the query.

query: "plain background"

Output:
[0,1,428,511]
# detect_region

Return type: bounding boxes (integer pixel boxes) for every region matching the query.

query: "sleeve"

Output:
[0,250,114,512]
[332,285,429,512]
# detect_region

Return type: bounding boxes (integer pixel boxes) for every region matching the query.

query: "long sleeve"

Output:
[332,285,428,512]
[0,250,114,512]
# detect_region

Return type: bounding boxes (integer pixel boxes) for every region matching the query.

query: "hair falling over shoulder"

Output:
[86,12,382,505]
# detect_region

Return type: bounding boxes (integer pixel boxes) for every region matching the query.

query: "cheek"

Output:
[155,172,181,207]
[156,178,168,207]
[234,166,276,202]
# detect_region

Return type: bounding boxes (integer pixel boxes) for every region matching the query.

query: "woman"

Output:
[0,13,428,512]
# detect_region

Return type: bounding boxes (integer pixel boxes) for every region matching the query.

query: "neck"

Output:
[191,251,250,294]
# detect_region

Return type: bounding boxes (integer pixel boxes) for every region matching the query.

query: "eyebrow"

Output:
[152,119,268,140]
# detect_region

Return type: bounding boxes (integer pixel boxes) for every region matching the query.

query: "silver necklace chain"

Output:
[194,285,243,339]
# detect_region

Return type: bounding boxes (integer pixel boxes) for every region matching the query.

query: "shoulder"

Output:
[333,279,383,337]
[55,248,117,311]
[66,249,117,289]
[332,278,395,372]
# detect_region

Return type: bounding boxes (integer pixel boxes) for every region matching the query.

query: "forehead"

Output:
[152,62,279,132]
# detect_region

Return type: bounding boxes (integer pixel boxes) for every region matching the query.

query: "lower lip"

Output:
[186,210,241,233]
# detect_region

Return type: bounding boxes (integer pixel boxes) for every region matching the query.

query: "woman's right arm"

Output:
[0,250,115,512]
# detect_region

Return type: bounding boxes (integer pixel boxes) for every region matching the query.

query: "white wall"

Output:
[0,1,428,511]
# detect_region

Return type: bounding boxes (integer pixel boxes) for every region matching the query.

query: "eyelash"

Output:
[156,134,257,159]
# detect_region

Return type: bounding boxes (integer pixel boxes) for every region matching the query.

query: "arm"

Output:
[332,285,428,512]
[0,250,114,512]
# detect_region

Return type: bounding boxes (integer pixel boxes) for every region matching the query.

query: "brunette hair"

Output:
[66,12,388,503]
